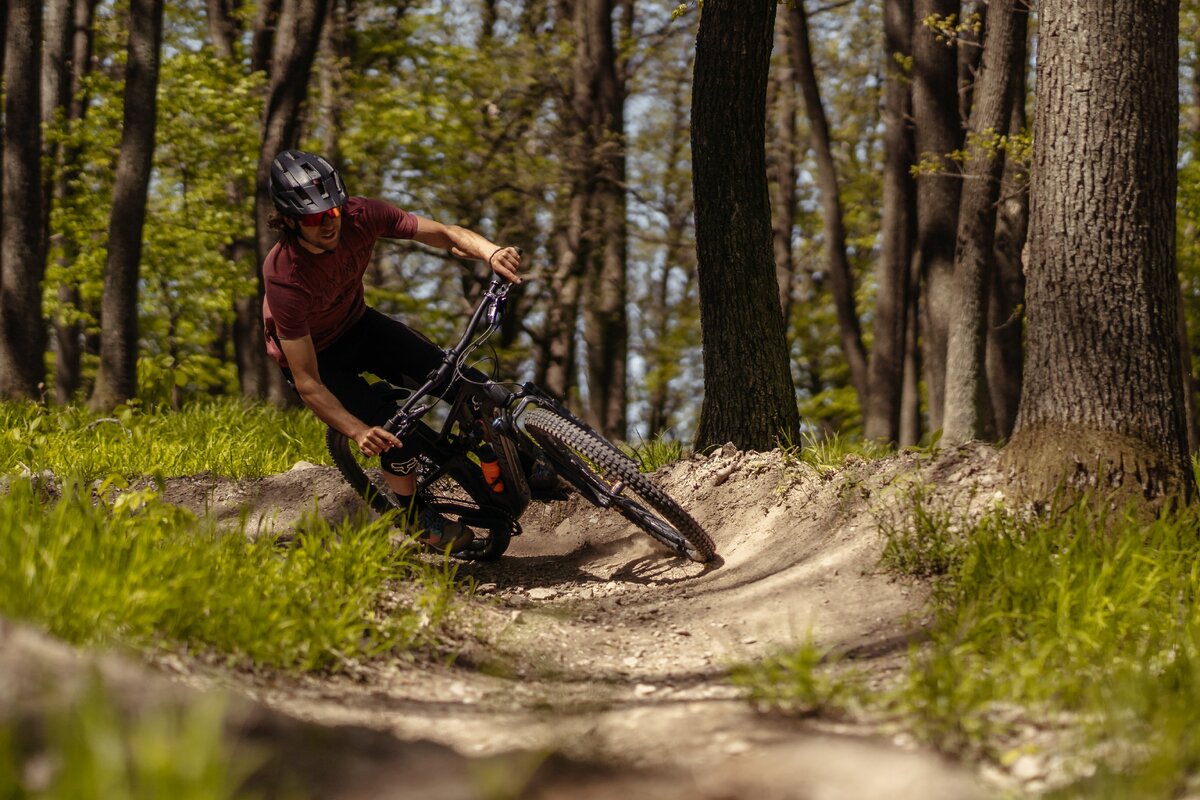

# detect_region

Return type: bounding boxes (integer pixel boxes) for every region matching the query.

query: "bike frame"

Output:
[377,276,626,524]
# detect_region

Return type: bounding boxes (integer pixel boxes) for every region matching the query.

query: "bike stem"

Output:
[383,276,515,436]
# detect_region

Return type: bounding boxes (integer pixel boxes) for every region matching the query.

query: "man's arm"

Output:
[410,216,523,283]
[278,335,402,457]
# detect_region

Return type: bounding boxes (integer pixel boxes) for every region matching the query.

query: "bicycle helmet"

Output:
[269,149,347,217]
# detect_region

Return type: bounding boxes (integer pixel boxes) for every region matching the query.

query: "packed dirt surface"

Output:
[4,444,1017,798]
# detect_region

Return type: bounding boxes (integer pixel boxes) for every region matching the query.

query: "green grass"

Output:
[782,429,893,472]
[0,679,258,800]
[740,490,1200,797]
[1,399,327,481]
[0,477,457,672]
[620,432,687,473]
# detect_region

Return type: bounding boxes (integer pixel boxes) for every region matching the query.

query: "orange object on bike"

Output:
[479,444,505,492]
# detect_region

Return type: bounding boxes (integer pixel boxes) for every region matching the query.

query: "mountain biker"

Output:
[262,148,522,551]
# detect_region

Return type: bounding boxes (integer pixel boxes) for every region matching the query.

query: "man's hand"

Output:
[486,246,522,283]
[354,425,403,457]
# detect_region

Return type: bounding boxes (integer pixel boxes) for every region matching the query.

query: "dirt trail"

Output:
[5,445,1010,798]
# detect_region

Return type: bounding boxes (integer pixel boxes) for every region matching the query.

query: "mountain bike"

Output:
[325,275,715,564]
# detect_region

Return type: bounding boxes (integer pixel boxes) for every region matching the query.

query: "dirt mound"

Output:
[7,444,1009,797]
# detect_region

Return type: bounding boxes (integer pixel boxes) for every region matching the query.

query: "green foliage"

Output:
[889,496,1200,794]
[0,476,457,672]
[747,488,1200,795]
[0,679,256,800]
[731,637,850,717]
[620,433,687,473]
[0,399,327,481]
[780,428,891,474]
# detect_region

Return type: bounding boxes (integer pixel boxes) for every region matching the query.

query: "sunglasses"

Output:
[300,206,341,227]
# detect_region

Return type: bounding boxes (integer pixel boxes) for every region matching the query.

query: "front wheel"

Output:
[325,428,512,561]
[522,407,715,563]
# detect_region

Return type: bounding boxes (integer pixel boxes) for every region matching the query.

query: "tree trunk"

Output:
[941,0,1024,444]
[913,0,963,435]
[1002,0,1194,505]
[986,40,1028,441]
[205,0,239,60]
[90,0,164,411]
[253,0,328,405]
[786,1,869,410]
[865,0,915,443]
[576,0,628,441]
[691,0,799,452]
[52,0,98,403]
[0,0,46,400]
[767,23,798,324]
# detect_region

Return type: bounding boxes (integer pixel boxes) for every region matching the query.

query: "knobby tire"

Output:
[523,407,715,563]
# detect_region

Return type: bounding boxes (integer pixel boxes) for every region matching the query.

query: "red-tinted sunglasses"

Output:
[300,206,341,227]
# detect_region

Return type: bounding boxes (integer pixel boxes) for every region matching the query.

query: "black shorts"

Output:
[285,307,448,475]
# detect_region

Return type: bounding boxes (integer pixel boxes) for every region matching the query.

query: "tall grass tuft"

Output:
[0,477,457,672]
[0,399,327,481]
[621,432,687,473]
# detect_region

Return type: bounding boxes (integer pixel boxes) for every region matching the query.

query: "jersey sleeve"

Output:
[357,196,419,240]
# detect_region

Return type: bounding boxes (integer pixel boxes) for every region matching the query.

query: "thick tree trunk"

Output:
[0,0,47,400]
[90,0,164,411]
[692,0,799,451]
[786,1,869,410]
[1003,0,1194,505]
[865,0,915,443]
[913,0,963,435]
[253,0,328,405]
[941,0,1024,444]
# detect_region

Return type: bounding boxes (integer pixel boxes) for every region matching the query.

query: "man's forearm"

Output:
[296,380,368,439]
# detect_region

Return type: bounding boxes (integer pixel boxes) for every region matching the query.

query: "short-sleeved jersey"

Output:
[262,196,418,367]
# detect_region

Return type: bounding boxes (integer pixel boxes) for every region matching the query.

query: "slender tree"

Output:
[578,0,629,440]
[941,0,1025,444]
[692,0,800,451]
[865,0,916,442]
[786,1,869,407]
[49,0,99,402]
[1002,0,1194,504]
[0,0,46,400]
[252,0,329,405]
[90,0,165,410]
[912,0,962,435]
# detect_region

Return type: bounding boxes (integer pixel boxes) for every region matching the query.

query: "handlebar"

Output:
[382,266,519,436]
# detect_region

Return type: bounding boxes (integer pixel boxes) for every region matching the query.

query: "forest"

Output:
[1,0,1191,464]
[5,0,1200,797]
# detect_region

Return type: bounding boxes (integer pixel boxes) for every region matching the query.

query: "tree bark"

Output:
[1003,0,1194,505]
[986,39,1028,441]
[51,0,99,403]
[0,0,47,400]
[865,0,915,442]
[576,0,628,441]
[90,0,164,411]
[692,0,800,451]
[941,0,1024,444]
[768,23,798,324]
[786,1,869,410]
[912,0,963,435]
[252,0,329,405]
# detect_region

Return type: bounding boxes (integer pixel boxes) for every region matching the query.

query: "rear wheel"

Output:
[522,407,715,563]
[325,428,513,561]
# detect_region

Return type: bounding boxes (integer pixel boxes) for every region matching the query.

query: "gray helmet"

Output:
[269,149,347,217]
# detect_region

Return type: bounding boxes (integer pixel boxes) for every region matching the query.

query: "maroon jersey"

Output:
[263,196,418,367]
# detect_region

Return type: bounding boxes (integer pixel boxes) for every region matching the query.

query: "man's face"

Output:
[294,208,342,253]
